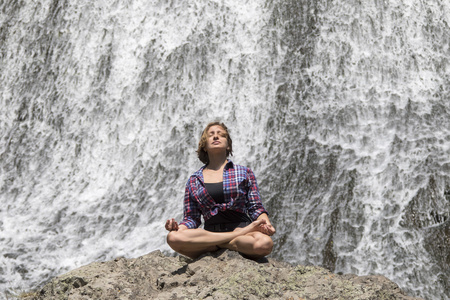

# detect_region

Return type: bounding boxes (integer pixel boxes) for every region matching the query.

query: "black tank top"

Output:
[204,182,252,225]
[204,182,225,203]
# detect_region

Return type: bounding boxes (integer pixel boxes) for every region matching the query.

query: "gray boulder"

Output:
[29,249,422,300]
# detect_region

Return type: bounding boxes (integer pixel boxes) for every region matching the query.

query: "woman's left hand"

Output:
[256,213,276,236]
[260,223,276,236]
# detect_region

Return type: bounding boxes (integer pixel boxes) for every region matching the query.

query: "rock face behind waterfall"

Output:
[29,250,420,300]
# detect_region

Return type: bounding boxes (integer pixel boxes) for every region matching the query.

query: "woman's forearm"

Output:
[257,213,270,224]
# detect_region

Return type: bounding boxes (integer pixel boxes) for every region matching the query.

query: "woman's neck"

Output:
[206,154,228,171]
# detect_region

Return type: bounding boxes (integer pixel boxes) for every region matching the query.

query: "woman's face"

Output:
[204,125,229,154]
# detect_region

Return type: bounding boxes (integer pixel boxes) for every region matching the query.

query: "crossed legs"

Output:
[167,219,274,259]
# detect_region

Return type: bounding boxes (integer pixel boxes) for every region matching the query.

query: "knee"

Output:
[254,235,274,257]
[167,231,184,252]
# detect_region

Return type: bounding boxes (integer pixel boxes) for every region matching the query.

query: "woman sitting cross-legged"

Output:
[165,122,275,259]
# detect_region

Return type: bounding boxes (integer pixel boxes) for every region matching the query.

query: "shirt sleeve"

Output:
[245,168,268,220]
[179,178,202,229]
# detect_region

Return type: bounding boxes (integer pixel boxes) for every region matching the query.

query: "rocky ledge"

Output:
[27,249,421,300]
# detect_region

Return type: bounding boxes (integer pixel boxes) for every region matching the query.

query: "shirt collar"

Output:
[193,159,235,180]
[224,159,234,170]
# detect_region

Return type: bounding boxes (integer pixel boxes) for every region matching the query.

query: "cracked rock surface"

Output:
[29,249,422,300]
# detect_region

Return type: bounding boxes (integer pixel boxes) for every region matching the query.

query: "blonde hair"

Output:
[197,122,233,164]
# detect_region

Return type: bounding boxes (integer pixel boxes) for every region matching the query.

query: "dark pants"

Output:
[204,221,251,232]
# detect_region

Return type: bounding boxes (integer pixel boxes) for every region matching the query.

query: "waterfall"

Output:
[1,0,448,299]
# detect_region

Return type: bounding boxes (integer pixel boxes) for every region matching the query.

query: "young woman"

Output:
[166,122,275,258]
[165,122,275,259]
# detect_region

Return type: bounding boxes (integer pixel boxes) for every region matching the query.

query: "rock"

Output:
[28,249,422,300]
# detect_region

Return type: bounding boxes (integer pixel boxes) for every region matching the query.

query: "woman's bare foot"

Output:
[233,219,266,235]
[217,219,274,257]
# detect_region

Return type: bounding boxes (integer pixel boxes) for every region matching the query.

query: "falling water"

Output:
[0,0,449,299]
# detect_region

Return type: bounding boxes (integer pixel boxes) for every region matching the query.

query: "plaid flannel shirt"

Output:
[180,160,268,229]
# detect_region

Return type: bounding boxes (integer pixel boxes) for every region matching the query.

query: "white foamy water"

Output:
[1,1,449,299]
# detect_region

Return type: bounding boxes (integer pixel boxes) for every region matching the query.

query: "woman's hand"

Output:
[256,213,276,236]
[260,223,276,236]
[165,218,179,231]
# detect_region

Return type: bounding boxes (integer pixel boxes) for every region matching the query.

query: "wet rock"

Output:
[28,249,421,300]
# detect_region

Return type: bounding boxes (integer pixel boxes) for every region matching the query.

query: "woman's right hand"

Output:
[165,218,179,231]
